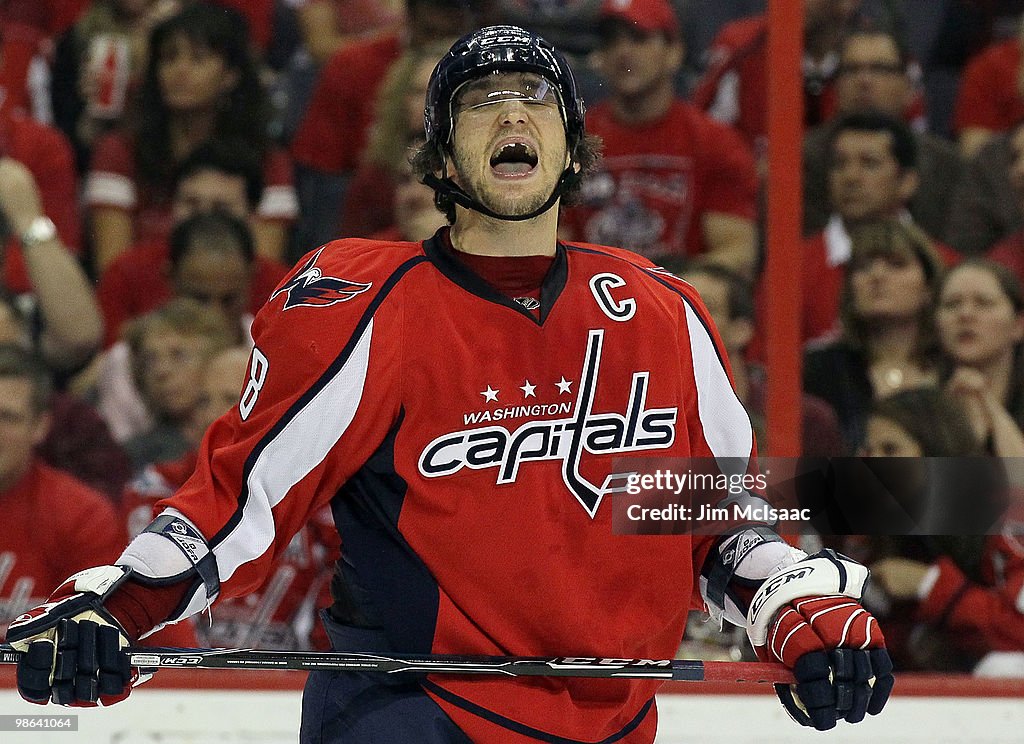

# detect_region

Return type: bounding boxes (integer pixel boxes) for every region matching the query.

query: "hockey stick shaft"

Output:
[0,644,793,683]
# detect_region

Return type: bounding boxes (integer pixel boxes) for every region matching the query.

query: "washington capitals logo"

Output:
[271,248,373,310]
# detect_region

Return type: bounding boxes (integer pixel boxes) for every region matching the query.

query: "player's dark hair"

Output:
[0,342,53,416]
[169,212,256,271]
[175,141,265,210]
[411,133,602,224]
[828,111,917,171]
[134,4,268,191]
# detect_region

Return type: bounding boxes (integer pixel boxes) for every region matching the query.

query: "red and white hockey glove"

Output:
[6,566,149,707]
[747,551,894,731]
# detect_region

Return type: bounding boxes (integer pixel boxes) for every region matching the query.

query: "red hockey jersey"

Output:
[158,230,756,742]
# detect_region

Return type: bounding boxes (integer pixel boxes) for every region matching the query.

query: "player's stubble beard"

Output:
[448,138,563,220]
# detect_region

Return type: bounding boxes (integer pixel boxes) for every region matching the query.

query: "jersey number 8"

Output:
[239,347,269,420]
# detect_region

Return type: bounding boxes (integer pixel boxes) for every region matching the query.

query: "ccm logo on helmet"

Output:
[589,273,636,321]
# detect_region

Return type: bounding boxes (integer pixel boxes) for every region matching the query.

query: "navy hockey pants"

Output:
[299,612,472,744]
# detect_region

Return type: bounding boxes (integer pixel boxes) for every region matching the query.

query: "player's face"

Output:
[158,34,238,112]
[936,265,1024,368]
[863,415,922,457]
[848,249,930,322]
[172,244,251,329]
[836,35,909,117]
[449,72,570,217]
[0,377,48,491]
[173,170,251,222]
[828,131,913,222]
[596,26,682,100]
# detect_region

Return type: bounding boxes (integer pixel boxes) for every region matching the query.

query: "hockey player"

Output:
[8,26,893,742]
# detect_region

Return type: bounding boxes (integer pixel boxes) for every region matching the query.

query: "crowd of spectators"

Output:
[0,0,1021,672]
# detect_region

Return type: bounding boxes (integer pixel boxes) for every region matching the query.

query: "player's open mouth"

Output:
[490,140,539,177]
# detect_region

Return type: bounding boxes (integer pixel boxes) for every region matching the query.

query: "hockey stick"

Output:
[0,644,793,683]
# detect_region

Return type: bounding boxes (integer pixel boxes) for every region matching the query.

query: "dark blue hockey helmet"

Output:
[424,25,586,157]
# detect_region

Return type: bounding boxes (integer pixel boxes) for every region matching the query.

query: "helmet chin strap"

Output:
[422,165,576,222]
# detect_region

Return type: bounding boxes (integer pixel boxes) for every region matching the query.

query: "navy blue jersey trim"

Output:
[209,254,430,548]
[421,680,654,744]
[422,228,568,325]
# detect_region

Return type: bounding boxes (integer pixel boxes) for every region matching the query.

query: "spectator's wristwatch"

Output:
[20,216,57,248]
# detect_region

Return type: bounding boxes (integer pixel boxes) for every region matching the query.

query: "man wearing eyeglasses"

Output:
[802,27,964,241]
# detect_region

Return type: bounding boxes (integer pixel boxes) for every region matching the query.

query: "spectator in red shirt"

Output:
[289,0,482,254]
[953,23,1024,159]
[0,294,131,500]
[560,0,758,276]
[0,96,82,288]
[0,342,125,641]
[97,140,289,348]
[0,20,52,123]
[84,3,298,274]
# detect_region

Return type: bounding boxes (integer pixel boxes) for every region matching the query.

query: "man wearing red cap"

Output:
[561,0,759,277]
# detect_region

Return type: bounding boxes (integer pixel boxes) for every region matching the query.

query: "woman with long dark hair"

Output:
[803,217,944,451]
[83,3,297,274]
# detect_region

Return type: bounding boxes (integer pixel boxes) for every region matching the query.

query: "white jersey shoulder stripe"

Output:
[683,299,754,465]
[214,318,375,583]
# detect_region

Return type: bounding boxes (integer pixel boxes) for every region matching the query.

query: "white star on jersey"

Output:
[481,386,499,403]
[520,380,537,398]
[556,377,573,395]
